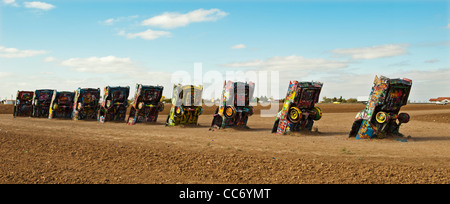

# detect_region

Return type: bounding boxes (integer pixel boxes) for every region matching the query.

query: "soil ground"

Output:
[0,103,449,184]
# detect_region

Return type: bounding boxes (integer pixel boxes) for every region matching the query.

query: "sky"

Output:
[0,0,449,102]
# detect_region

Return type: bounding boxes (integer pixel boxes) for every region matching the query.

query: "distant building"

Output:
[357,96,369,103]
[1,100,15,105]
[429,97,450,103]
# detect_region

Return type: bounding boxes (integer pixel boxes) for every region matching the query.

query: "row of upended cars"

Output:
[13,75,412,139]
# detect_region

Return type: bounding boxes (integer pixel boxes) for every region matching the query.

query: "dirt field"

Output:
[0,103,449,184]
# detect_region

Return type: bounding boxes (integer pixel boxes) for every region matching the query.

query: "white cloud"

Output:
[24,1,55,11]
[223,55,350,100]
[0,72,12,78]
[119,29,171,40]
[231,44,246,49]
[0,55,176,99]
[332,44,409,59]
[43,56,56,62]
[447,23,450,29]
[0,46,47,58]
[318,73,375,100]
[104,18,115,25]
[319,67,450,102]
[3,0,18,6]
[102,15,139,26]
[60,56,140,74]
[58,56,175,98]
[142,8,228,29]
[224,55,349,71]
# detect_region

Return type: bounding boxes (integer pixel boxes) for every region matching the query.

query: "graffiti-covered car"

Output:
[127,84,165,125]
[166,84,203,126]
[72,88,101,120]
[272,81,323,134]
[211,81,255,129]
[98,86,130,122]
[49,91,75,119]
[349,75,412,139]
[13,91,34,117]
[32,89,55,118]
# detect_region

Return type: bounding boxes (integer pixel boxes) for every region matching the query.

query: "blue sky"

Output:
[0,0,449,101]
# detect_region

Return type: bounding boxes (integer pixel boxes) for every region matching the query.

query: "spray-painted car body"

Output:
[127,84,165,125]
[272,81,323,134]
[13,91,34,117]
[72,88,101,120]
[98,86,130,122]
[32,89,55,118]
[349,75,412,139]
[166,84,203,126]
[49,91,75,119]
[211,81,255,129]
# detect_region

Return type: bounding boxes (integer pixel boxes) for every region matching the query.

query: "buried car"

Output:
[211,81,255,129]
[272,81,323,134]
[349,75,412,139]
[72,88,101,120]
[127,84,165,125]
[98,86,130,122]
[49,91,75,119]
[13,91,34,117]
[32,89,55,118]
[166,84,203,126]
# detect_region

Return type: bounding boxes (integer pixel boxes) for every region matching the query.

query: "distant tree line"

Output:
[322,96,358,103]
